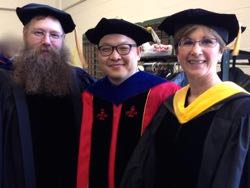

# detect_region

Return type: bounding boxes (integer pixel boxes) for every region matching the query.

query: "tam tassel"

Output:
[146,26,161,44]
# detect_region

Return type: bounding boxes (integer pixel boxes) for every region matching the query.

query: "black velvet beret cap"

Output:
[158,8,239,44]
[85,18,153,45]
[16,3,75,33]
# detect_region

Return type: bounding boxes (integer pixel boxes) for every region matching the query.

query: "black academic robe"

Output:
[120,92,250,188]
[77,71,180,188]
[0,69,25,188]
[0,67,94,188]
[26,67,94,188]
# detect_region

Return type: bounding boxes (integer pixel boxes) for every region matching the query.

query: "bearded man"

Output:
[1,3,94,188]
[13,33,74,96]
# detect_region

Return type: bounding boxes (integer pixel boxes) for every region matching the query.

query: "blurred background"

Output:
[1,0,249,78]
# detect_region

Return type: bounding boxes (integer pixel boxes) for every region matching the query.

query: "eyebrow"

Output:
[31,27,63,33]
[99,42,135,46]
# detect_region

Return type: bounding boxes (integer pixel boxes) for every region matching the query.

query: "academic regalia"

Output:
[0,69,26,188]
[77,71,180,188]
[120,82,250,188]
[0,67,94,188]
[27,95,79,188]
[8,3,94,188]
[25,67,93,188]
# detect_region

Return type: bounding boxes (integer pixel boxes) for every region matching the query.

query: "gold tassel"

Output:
[74,28,88,68]
[146,26,161,44]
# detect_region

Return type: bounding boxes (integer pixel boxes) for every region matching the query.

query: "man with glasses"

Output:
[77,18,179,188]
[1,3,94,188]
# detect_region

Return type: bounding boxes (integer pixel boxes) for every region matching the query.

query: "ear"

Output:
[22,28,27,44]
[136,46,142,61]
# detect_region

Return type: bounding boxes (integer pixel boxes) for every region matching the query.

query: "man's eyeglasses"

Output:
[31,30,64,41]
[178,38,218,48]
[98,44,137,56]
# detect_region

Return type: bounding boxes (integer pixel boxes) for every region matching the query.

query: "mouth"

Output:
[109,63,124,67]
[188,60,206,64]
[40,46,52,53]
[41,48,51,52]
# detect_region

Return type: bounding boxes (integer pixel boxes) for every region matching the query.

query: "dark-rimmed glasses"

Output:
[98,44,137,56]
[178,38,218,48]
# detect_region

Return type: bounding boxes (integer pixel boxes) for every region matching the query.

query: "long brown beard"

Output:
[12,44,73,96]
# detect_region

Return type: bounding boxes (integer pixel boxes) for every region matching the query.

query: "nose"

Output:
[109,48,121,60]
[190,42,202,56]
[41,33,52,45]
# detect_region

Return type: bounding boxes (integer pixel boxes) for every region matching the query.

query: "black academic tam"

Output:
[85,18,153,45]
[159,8,239,44]
[16,3,75,33]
